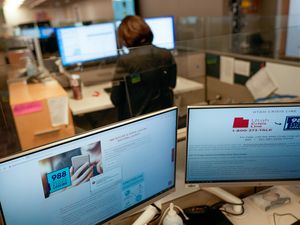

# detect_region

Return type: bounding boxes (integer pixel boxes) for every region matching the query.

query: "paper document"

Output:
[47,96,69,126]
[246,67,277,99]
[13,101,42,116]
[249,187,291,212]
[234,60,250,76]
[220,56,234,84]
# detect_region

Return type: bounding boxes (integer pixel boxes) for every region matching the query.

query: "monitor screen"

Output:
[145,16,176,50]
[115,16,176,50]
[186,104,300,186]
[20,27,40,38]
[39,27,55,39]
[56,23,118,66]
[0,107,177,225]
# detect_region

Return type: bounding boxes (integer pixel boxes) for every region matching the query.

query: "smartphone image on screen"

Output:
[71,155,90,172]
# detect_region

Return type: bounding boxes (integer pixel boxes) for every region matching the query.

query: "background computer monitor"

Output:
[115,16,176,50]
[185,104,300,187]
[39,27,55,39]
[56,22,118,66]
[145,16,176,50]
[20,27,40,38]
[0,107,177,225]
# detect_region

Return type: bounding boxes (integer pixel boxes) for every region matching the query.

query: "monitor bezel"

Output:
[0,107,178,225]
[55,22,118,67]
[185,103,300,187]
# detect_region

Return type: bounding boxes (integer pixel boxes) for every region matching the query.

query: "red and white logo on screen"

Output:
[233,117,249,128]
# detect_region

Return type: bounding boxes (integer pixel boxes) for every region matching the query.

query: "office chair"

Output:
[123,63,177,118]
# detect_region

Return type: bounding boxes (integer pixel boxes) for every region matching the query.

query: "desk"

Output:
[9,79,75,150]
[226,186,300,225]
[68,76,204,115]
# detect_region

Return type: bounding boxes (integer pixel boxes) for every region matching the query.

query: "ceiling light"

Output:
[4,0,25,10]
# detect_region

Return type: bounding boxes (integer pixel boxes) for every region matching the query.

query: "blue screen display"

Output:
[56,23,118,66]
[0,108,177,225]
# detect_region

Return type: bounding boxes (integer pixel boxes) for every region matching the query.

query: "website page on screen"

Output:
[57,23,118,66]
[0,110,176,225]
[186,106,300,183]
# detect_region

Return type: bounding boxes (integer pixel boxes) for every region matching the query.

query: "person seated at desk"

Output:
[111,15,177,120]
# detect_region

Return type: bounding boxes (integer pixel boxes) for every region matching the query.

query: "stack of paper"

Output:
[246,67,278,100]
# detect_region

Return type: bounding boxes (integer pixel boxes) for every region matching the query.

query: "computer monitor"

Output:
[0,107,177,225]
[56,22,118,66]
[185,104,300,187]
[39,27,55,39]
[115,16,176,50]
[20,27,40,38]
[145,16,176,50]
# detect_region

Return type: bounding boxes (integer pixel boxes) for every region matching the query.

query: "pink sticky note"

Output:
[13,101,43,116]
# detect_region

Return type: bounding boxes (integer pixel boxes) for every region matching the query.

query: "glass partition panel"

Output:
[1,14,300,158]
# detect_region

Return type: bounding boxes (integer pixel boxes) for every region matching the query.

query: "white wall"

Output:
[139,0,228,17]
[61,0,114,23]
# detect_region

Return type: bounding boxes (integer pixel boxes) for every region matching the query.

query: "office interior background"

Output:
[0,1,300,225]
[0,0,299,155]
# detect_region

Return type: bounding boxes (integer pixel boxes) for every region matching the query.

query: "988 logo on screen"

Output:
[47,167,71,193]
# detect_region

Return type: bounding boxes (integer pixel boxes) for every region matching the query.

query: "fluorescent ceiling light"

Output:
[4,0,25,10]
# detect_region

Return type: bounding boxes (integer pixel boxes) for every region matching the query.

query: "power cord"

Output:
[158,203,189,225]
[148,203,161,223]
[273,212,299,225]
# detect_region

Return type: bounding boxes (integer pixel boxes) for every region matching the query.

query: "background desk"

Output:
[68,76,204,116]
[9,80,75,150]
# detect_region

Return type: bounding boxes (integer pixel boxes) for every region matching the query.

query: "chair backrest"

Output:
[124,63,177,117]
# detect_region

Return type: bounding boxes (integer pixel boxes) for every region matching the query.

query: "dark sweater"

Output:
[110,45,177,120]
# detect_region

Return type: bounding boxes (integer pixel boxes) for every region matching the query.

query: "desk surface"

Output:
[9,79,67,105]
[227,186,300,225]
[68,76,204,115]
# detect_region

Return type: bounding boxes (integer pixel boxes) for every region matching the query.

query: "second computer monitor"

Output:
[145,16,175,50]
[56,22,118,66]
[115,16,176,50]
[186,104,300,187]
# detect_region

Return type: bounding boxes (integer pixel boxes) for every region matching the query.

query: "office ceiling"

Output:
[22,0,83,8]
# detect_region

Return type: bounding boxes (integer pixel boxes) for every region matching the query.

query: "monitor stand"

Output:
[202,187,243,214]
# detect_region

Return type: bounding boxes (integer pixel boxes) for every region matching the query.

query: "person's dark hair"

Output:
[118,15,153,48]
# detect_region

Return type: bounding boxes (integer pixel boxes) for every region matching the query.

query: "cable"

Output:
[148,203,161,223]
[273,212,299,225]
[158,203,189,225]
